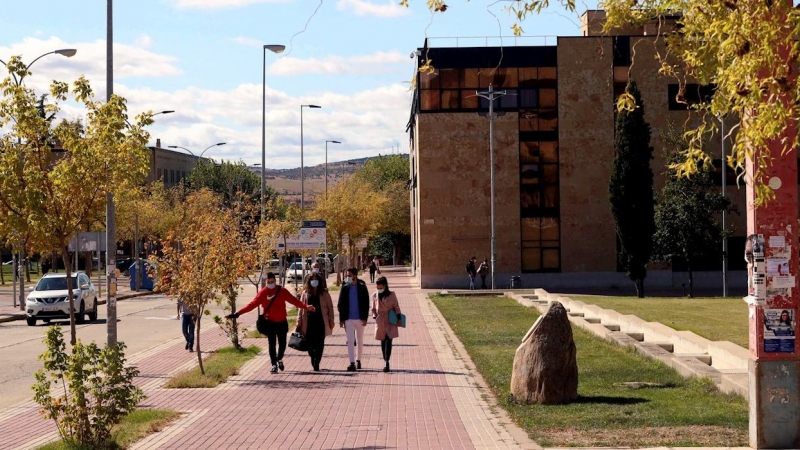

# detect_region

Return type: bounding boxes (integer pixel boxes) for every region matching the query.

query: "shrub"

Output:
[32,325,144,450]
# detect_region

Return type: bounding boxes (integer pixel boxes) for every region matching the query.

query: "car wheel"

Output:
[76,301,86,324]
[26,317,36,326]
[87,300,98,322]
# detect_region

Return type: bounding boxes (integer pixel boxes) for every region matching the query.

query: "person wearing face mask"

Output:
[297,272,335,371]
[372,277,401,372]
[226,272,316,374]
[338,267,371,371]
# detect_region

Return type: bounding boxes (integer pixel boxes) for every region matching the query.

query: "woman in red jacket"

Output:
[227,272,315,374]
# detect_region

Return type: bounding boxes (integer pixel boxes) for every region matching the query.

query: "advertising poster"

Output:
[763,308,796,353]
[276,221,327,250]
[746,234,766,302]
[767,258,789,276]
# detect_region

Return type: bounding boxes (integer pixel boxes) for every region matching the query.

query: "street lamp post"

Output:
[476,84,507,290]
[1,48,78,310]
[300,104,321,214]
[106,0,117,346]
[325,140,341,197]
[719,116,728,297]
[261,44,285,223]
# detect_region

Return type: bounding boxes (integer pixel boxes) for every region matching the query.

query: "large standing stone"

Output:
[510,301,578,405]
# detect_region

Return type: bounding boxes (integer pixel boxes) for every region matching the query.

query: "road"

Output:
[0,293,228,410]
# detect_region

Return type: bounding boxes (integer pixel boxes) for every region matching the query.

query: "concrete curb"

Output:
[0,290,158,324]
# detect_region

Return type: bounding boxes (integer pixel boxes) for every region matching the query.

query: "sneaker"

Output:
[356,360,362,370]
[189,344,194,352]
[383,362,390,373]
[347,363,356,372]
[277,360,285,371]
[270,365,278,374]
[185,342,189,350]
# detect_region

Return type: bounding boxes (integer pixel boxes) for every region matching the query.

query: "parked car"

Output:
[285,262,309,281]
[25,272,99,326]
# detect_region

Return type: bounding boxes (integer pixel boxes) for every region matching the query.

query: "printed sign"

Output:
[277,221,327,250]
[764,308,796,353]
[746,234,766,302]
[767,258,790,276]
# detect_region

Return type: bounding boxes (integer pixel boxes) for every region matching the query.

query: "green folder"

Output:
[389,310,406,328]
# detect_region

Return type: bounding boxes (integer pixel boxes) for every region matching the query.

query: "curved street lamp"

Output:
[300,104,321,213]
[261,44,285,221]
[168,142,226,159]
[0,48,77,312]
[0,49,78,86]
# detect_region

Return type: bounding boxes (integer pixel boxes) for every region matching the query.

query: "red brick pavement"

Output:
[0,269,510,450]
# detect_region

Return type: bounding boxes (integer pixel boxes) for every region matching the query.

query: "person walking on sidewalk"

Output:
[176,299,196,352]
[297,272,335,372]
[226,272,316,374]
[368,258,378,283]
[338,267,370,371]
[477,258,490,289]
[371,276,401,372]
[466,256,477,290]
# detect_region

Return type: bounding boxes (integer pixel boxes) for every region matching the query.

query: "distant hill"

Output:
[250,154,408,203]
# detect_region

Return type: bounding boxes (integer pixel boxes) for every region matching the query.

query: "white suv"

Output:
[25,272,99,326]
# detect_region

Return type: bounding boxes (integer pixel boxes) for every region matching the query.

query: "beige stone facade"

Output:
[409,17,749,290]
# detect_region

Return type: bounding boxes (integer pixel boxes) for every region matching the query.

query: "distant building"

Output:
[146,139,204,187]
[408,11,752,290]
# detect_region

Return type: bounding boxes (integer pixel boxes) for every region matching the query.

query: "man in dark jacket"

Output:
[338,267,371,371]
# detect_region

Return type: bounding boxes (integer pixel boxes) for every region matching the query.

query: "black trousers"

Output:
[265,320,289,365]
[380,337,393,362]
[480,275,487,289]
[306,334,326,365]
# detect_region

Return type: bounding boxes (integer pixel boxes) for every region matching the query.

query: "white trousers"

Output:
[345,319,365,363]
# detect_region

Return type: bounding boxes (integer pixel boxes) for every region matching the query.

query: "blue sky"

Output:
[0,0,594,168]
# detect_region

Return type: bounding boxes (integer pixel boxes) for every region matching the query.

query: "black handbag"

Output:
[288,331,308,351]
[255,287,280,336]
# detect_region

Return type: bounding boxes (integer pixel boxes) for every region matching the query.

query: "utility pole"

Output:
[720,116,728,297]
[475,84,507,290]
[106,0,118,346]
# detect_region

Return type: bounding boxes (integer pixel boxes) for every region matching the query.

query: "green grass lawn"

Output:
[431,295,748,447]
[165,345,260,388]
[568,295,749,348]
[37,408,180,450]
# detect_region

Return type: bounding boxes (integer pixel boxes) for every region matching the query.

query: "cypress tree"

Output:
[609,80,655,298]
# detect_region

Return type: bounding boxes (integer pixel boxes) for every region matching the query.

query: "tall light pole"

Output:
[325,140,341,197]
[476,84,507,290]
[1,48,77,310]
[719,116,728,297]
[300,104,321,213]
[261,45,285,220]
[106,0,117,346]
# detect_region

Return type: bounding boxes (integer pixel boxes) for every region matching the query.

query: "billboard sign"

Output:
[277,220,327,250]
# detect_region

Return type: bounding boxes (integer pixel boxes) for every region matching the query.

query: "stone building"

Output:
[408,10,749,290]
[146,139,204,187]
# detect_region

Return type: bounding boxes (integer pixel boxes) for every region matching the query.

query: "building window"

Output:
[519,69,560,272]
[668,84,715,110]
[613,36,631,66]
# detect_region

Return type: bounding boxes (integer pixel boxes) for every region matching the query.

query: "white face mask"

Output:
[267,283,276,290]
[345,277,352,284]
[310,280,319,288]
[377,288,385,294]
[312,268,320,273]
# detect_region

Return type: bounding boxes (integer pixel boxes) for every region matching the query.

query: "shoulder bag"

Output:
[256,286,281,336]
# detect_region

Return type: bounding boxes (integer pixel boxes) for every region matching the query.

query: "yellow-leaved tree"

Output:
[313,175,386,277]
[155,189,240,373]
[0,59,152,345]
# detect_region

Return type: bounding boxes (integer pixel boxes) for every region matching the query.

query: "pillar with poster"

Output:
[745,131,800,448]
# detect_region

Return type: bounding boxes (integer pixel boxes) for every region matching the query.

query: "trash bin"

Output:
[510,276,522,289]
[129,260,154,291]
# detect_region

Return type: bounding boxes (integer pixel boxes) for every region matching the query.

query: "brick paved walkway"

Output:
[0,268,537,450]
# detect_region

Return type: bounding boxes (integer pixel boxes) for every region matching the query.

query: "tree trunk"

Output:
[195,314,205,374]
[60,247,77,346]
[229,290,240,349]
[634,278,644,298]
[85,252,92,278]
[25,258,31,282]
[1,255,5,285]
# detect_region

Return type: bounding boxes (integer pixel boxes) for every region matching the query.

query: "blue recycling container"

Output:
[129,260,154,291]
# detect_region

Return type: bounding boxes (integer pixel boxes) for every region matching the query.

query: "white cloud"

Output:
[231,36,262,48]
[0,36,180,98]
[268,51,409,76]
[174,0,291,9]
[135,34,153,49]
[336,0,410,18]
